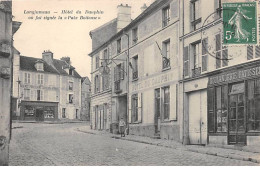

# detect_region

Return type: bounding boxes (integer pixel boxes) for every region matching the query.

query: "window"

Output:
[216,34,228,69]
[36,63,44,71]
[69,69,74,76]
[69,82,73,90]
[162,86,170,120]
[103,49,108,64]
[132,28,138,44]
[62,108,66,118]
[191,0,201,31]
[162,40,171,69]
[132,56,138,80]
[69,94,73,104]
[37,74,44,85]
[44,107,54,119]
[184,46,190,77]
[96,56,99,69]
[114,63,124,92]
[131,94,138,122]
[94,75,100,93]
[117,38,121,54]
[247,45,260,60]
[208,85,229,133]
[191,41,201,69]
[102,75,109,91]
[24,89,30,100]
[24,73,31,84]
[162,6,170,27]
[247,79,260,131]
[24,106,35,117]
[37,90,43,101]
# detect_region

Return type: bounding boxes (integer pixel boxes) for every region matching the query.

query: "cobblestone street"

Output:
[9,123,258,166]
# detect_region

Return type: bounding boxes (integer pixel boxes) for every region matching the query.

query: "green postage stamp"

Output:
[223,2,258,45]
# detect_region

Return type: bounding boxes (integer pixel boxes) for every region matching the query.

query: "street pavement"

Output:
[9,122,258,166]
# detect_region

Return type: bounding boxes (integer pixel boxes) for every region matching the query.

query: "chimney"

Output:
[117,4,131,32]
[60,56,71,65]
[42,50,54,66]
[141,3,148,13]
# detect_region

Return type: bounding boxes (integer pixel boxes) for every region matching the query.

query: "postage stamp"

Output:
[223,2,258,45]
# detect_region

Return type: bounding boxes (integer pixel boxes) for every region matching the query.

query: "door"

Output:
[228,83,246,145]
[36,109,44,121]
[188,90,207,144]
[95,106,98,130]
[154,89,161,135]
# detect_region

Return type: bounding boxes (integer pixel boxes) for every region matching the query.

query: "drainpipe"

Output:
[124,33,130,135]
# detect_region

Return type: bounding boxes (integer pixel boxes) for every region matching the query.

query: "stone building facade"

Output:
[81,76,91,121]
[12,51,82,121]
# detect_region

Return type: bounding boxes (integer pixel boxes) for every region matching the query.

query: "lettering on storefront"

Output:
[131,72,174,92]
[20,84,58,90]
[209,66,260,85]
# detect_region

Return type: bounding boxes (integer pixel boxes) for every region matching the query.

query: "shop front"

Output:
[20,101,58,121]
[208,62,260,146]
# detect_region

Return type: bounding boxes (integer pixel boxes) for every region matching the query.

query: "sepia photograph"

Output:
[0,0,260,166]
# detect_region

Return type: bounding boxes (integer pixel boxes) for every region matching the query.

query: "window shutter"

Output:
[183,46,189,77]
[247,46,254,60]
[138,93,142,123]
[41,90,44,101]
[114,67,117,82]
[129,95,132,124]
[24,73,27,83]
[121,63,124,80]
[30,90,34,101]
[255,46,260,58]
[222,49,228,67]
[215,34,221,68]
[202,38,208,72]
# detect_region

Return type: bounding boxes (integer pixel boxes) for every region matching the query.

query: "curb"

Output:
[76,128,260,164]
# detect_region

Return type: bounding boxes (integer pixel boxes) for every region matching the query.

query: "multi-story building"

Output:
[81,76,91,121]
[0,0,21,164]
[179,0,260,146]
[89,0,181,141]
[12,51,82,121]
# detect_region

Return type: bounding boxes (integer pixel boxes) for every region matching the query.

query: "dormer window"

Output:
[35,60,44,71]
[69,69,74,76]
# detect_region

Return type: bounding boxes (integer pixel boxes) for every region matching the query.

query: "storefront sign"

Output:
[209,65,260,85]
[131,72,175,92]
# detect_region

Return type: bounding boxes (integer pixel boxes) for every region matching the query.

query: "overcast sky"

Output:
[13,0,153,80]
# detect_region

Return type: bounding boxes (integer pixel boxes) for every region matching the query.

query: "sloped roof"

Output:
[20,55,81,78]
[20,56,59,74]
[81,76,91,84]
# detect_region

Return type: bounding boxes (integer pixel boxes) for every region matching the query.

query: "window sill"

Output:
[131,121,141,124]
[162,67,171,72]
[132,78,138,82]
[161,119,171,123]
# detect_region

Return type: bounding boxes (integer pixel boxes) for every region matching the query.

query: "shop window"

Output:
[62,108,66,118]
[191,0,201,31]
[131,94,138,123]
[247,79,260,131]
[162,6,170,27]
[24,72,31,84]
[24,106,35,117]
[247,46,260,60]
[208,85,228,133]
[216,33,228,69]
[44,106,54,119]
[162,86,170,120]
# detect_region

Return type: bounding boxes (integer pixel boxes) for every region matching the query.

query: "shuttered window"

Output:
[216,33,228,68]
[131,93,142,123]
[247,46,260,60]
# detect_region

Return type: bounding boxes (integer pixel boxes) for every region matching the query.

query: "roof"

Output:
[20,56,81,78]
[81,76,91,84]
[89,0,166,56]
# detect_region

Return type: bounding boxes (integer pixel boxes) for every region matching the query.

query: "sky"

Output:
[12,0,153,80]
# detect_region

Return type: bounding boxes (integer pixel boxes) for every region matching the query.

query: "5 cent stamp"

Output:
[223,2,258,45]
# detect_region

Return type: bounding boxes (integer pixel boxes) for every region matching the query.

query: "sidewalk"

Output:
[12,119,88,124]
[76,126,260,164]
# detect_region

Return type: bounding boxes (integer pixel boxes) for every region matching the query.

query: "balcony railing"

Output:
[114,80,121,93]
[132,71,138,80]
[0,43,11,57]
[192,67,201,78]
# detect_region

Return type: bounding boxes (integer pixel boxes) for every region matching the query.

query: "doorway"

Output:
[36,108,44,121]
[154,88,161,135]
[188,90,207,145]
[228,83,246,145]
